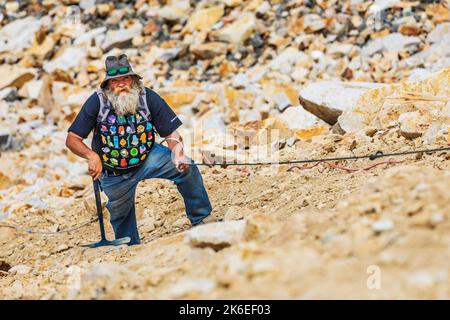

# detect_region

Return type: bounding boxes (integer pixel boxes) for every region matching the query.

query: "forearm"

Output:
[66,133,103,179]
[66,133,98,160]
[164,130,184,157]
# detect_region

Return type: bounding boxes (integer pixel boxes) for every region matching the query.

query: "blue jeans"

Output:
[99,143,212,245]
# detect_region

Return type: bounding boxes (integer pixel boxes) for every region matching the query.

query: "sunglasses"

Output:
[107,66,130,76]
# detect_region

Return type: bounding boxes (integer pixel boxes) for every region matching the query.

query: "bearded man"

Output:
[65,54,213,245]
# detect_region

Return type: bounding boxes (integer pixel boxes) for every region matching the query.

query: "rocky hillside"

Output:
[0,0,449,299]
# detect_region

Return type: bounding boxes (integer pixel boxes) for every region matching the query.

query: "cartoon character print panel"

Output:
[99,111,155,171]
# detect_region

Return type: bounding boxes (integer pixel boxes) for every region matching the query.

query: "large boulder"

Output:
[339,67,450,138]
[298,81,384,125]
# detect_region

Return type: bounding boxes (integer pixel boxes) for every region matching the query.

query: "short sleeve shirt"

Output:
[68,87,182,155]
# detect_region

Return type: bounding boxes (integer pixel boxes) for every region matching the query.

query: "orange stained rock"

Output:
[294,126,329,140]
[161,92,197,110]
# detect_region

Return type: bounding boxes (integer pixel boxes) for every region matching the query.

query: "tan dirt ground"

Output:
[1,136,449,299]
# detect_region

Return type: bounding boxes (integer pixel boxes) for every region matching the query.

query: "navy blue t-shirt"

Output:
[68,87,182,156]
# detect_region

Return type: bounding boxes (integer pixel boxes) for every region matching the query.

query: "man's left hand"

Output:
[173,154,190,172]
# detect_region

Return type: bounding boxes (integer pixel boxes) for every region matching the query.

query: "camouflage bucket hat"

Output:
[100,53,143,89]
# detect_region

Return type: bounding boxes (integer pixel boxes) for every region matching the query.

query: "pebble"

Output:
[372,219,394,232]
[8,264,31,275]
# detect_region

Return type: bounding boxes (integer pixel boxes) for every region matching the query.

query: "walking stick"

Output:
[81,179,130,248]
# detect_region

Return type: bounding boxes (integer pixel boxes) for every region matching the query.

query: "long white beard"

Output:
[105,84,140,116]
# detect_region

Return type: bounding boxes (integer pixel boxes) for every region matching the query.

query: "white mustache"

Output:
[105,85,140,116]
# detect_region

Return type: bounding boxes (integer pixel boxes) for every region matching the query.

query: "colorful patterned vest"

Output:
[95,89,155,173]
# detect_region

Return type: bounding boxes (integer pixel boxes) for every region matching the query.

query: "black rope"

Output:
[190,146,450,167]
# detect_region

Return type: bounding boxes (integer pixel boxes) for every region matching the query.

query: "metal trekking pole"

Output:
[81,179,130,248]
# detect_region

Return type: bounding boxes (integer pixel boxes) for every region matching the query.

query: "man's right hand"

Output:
[88,153,103,180]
